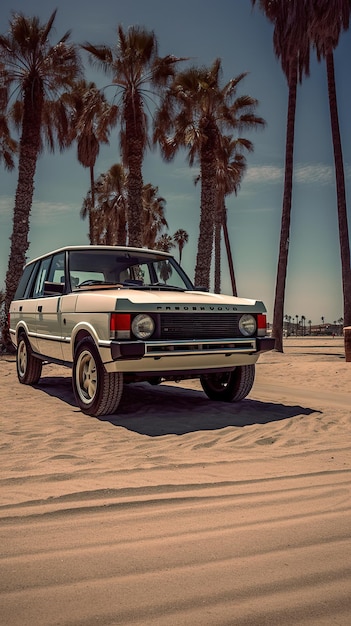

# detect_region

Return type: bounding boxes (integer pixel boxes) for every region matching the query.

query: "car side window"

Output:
[47,253,65,285]
[14,263,37,299]
[32,256,52,298]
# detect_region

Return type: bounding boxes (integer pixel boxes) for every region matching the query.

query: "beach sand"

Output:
[1,337,350,625]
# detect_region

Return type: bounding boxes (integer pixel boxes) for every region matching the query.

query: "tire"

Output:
[72,338,123,416]
[16,334,43,385]
[200,365,255,402]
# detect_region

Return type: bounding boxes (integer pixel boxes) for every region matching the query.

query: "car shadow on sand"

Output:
[35,375,321,437]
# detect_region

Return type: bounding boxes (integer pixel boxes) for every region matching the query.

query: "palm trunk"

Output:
[214,198,222,293]
[117,205,127,246]
[89,164,95,244]
[125,94,144,248]
[2,86,42,350]
[194,159,216,289]
[222,205,237,296]
[326,51,351,328]
[194,126,217,289]
[272,59,298,352]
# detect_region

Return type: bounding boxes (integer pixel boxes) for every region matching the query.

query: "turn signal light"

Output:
[257,313,267,336]
[110,313,131,339]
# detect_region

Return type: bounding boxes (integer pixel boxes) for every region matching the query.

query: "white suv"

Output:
[9,246,274,416]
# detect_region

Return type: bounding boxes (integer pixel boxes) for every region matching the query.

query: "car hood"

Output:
[72,287,267,314]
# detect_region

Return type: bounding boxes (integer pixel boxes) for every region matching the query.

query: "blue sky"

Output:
[1,0,350,325]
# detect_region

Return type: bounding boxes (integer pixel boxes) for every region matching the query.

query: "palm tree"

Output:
[215,136,249,294]
[309,0,351,328]
[81,164,127,245]
[82,26,183,247]
[99,163,128,245]
[155,59,264,290]
[0,82,17,170]
[81,166,168,248]
[173,229,189,264]
[142,184,168,249]
[252,0,311,352]
[0,10,81,349]
[0,116,16,170]
[68,80,118,241]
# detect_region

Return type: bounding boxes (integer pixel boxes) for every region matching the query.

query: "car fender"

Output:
[70,322,101,360]
[14,321,33,347]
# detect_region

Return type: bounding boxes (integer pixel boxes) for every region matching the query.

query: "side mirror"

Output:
[43,281,65,296]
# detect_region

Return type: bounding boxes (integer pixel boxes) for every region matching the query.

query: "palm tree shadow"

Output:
[35,376,321,437]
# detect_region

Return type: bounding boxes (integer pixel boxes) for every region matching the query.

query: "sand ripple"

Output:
[1,338,351,624]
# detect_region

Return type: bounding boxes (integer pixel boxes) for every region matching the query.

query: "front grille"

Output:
[159,313,245,340]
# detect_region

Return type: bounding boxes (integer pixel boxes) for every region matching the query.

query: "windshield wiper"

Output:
[148,283,186,291]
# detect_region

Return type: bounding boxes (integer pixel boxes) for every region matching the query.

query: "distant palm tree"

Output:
[68,80,118,241]
[82,26,183,247]
[155,59,264,290]
[309,0,351,328]
[0,10,81,349]
[154,234,175,253]
[284,313,289,336]
[173,229,189,265]
[252,0,311,352]
[308,319,312,334]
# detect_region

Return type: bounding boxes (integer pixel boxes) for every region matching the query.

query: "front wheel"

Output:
[73,338,123,416]
[16,334,43,385]
[200,365,255,402]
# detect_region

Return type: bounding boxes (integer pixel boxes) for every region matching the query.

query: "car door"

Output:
[34,253,65,360]
[11,261,40,352]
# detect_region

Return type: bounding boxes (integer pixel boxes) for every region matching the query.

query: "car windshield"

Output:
[68,250,194,291]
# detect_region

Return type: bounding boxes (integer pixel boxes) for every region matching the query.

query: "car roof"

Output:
[24,245,173,266]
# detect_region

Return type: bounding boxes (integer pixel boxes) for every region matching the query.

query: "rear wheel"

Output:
[73,338,123,416]
[200,365,255,402]
[16,334,42,385]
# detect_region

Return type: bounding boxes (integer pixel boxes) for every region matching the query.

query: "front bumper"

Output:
[103,336,274,373]
[256,337,275,352]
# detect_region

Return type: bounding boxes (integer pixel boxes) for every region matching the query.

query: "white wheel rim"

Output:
[76,350,97,404]
[18,340,27,377]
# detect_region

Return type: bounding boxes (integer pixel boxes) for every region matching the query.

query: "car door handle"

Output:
[38,305,43,312]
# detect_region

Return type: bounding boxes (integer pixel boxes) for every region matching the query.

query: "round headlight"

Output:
[239,314,256,336]
[131,314,155,339]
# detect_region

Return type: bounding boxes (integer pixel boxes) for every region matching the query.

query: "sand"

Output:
[0,337,350,625]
